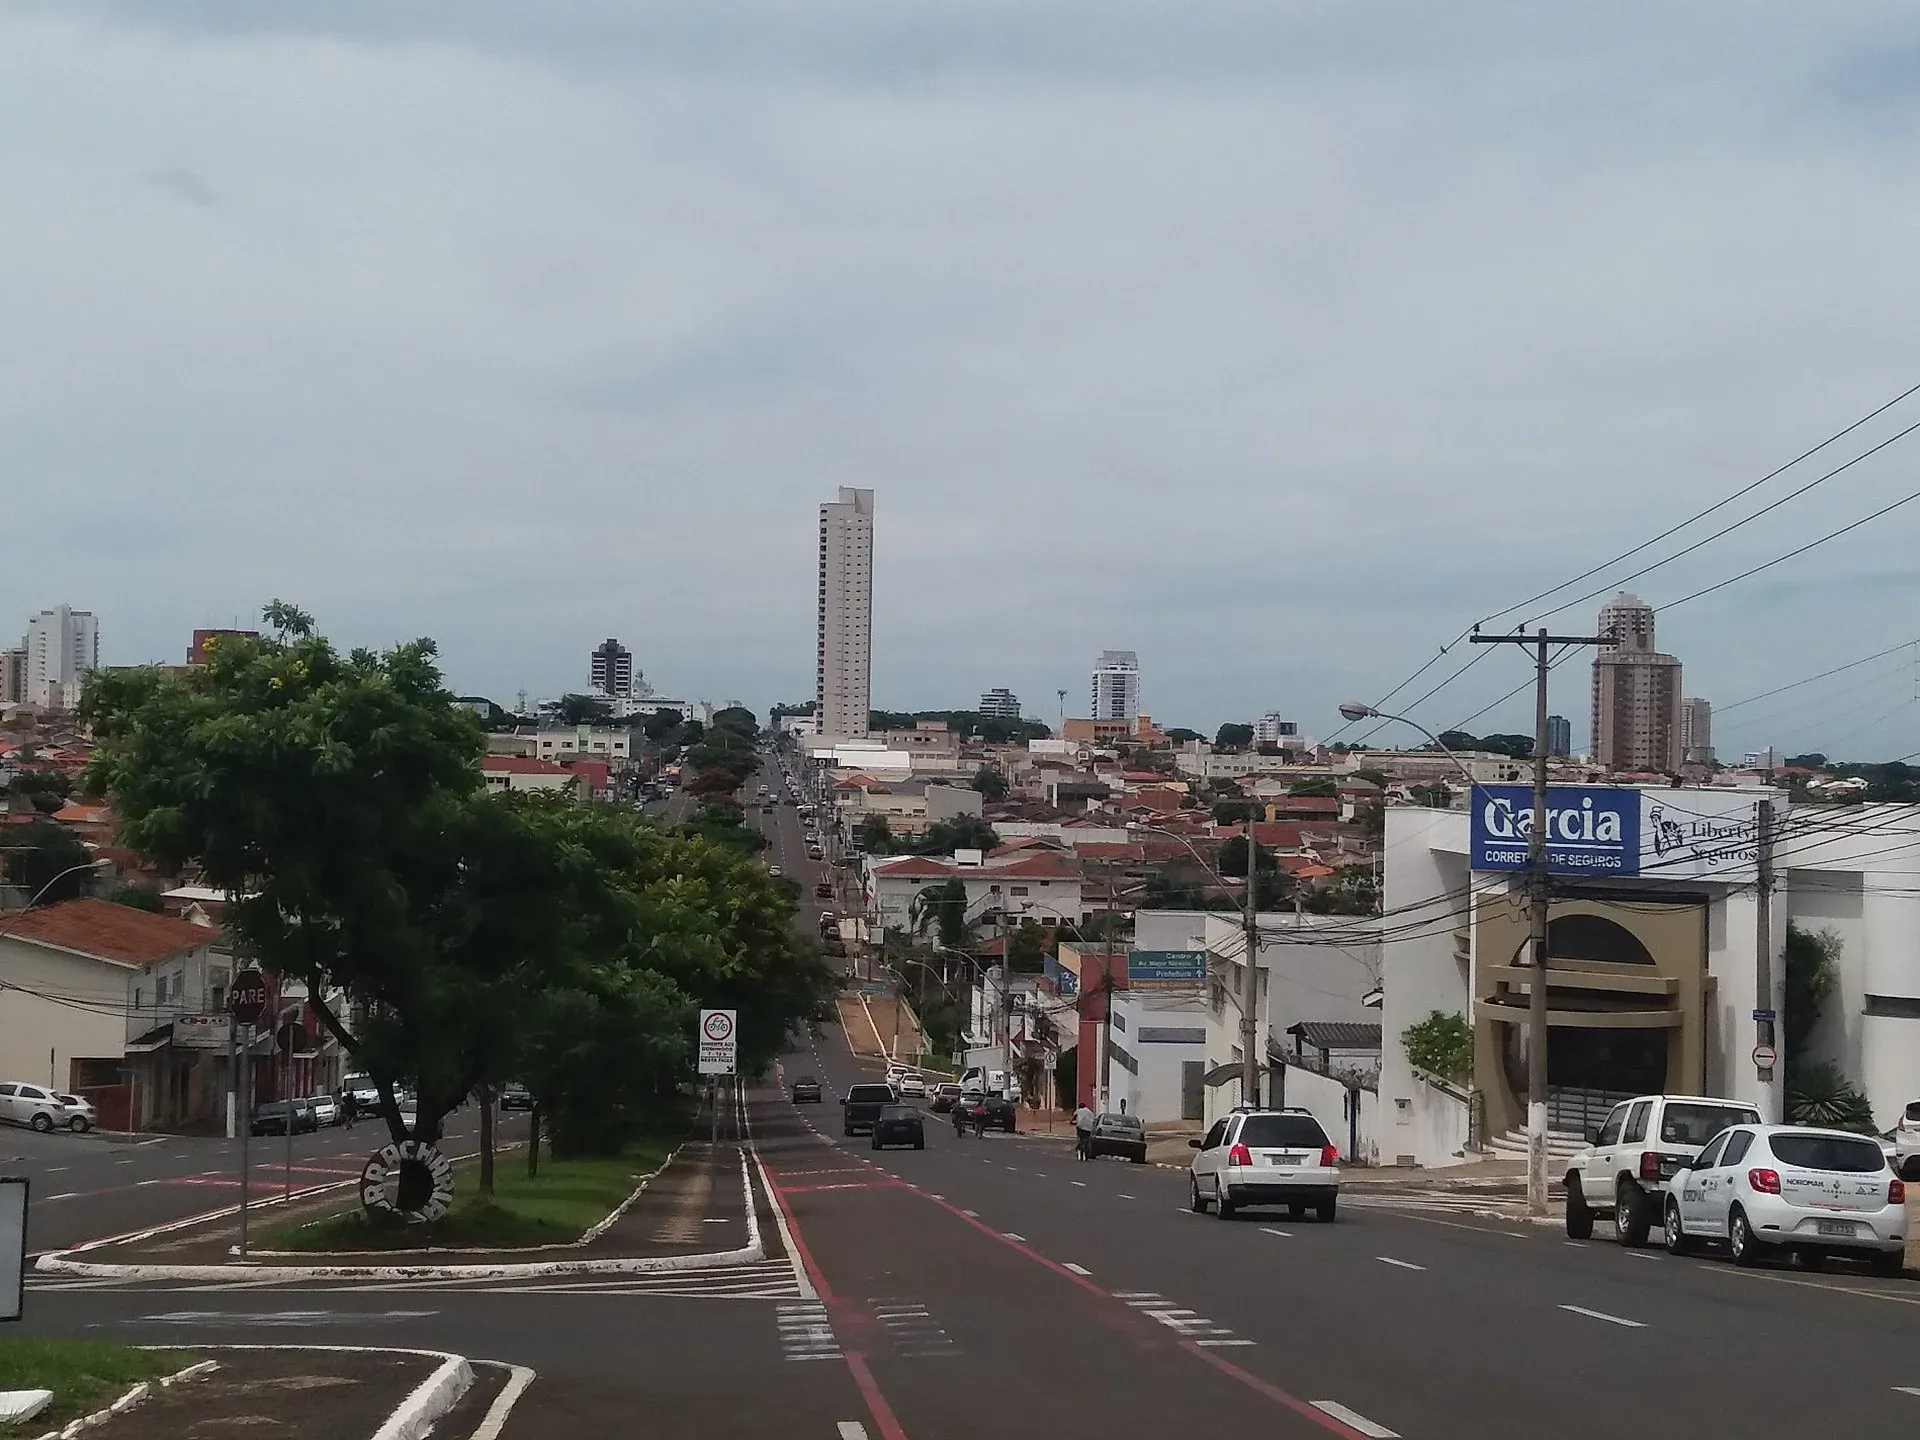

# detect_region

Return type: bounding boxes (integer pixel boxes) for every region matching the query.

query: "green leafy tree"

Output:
[1288,777,1337,797]
[910,878,972,949]
[1212,799,1256,825]
[108,882,165,913]
[546,693,614,726]
[1216,835,1276,878]
[857,815,898,855]
[1352,767,1391,790]
[1165,728,1203,744]
[970,765,1008,801]
[641,709,685,742]
[1402,1011,1472,1084]
[1006,920,1049,973]
[1409,782,1451,808]
[3,819,95,901]
[913,816,1000,856]
[1214,723,1254,751]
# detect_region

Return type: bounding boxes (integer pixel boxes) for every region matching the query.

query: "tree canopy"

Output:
[3,819,95,901]
[1214,723,1254,751]
[970,765,1008,801]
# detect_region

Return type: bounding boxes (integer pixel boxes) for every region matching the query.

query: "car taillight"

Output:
[1748,1168,1781,1195]
[1320,1145,1339,1167]
[1227,1143,1252,1167]
[1640,1151,1661,1181]
[1891,1178,1906,1205]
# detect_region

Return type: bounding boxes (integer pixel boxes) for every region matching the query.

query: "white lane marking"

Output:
[44,1193,78,1202]
[961,1209,979,1218]
[1070,1181,1087,1188]
[1260,1227,1293,1238]
[1063,1263,1091,1276]
[1110,1291,1159,1298]
[1375,1256,1427,1271]
[45,1167,67,1174]
[1311,1401,1399,1437]
[1893,1387,1920,1398]
[1563,1241,1587,1248]
[839,1425,870,1440]
[1003,1233,1026,1242]
[1118,1193,1135,1200]
[1559,1304,1645,1328]
[1195,1338,1257,1347]
[469,1364,537,1440]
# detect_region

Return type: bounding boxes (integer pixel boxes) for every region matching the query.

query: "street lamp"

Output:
[1337,702,1477,789]
[1134,824,1265,1110]
[0,859,113,939]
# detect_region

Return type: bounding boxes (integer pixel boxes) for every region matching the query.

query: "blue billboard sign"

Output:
[1469,785,1641,876]
[1127,949,1208,985]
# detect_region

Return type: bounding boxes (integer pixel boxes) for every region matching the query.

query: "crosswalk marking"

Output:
[778,1299,842,1361]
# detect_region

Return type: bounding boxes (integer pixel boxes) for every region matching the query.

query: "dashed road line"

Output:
[1070,1181,1087,1188]
[1375,1257,1426,1272]
[838,1424,869,1440]
[1260,1227,1293,1238]
[1003,1233,1026,1242]
[1311,1400,1399,1437]
[871,1300,957,1359]
[1117,1292,1251,1347]
[1062,1263,1091,1276]
[1559,1304,1645,1328]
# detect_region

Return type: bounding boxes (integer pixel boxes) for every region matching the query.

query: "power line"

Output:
[1716,639,1919,714]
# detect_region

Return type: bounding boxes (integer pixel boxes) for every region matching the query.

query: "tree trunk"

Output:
[478,1083,495,1197]
[527,1103,541,1178]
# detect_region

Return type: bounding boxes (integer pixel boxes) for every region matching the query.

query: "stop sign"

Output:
[228,970,268,1025]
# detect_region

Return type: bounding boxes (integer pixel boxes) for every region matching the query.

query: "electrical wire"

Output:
[1716,639,1920,714]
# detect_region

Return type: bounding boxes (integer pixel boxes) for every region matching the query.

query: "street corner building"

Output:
[1377,786,1920,1167]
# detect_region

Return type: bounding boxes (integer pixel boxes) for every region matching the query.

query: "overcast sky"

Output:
[7,3,1920,760]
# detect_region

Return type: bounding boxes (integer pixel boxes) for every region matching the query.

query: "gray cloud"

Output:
[5,2,1920,761]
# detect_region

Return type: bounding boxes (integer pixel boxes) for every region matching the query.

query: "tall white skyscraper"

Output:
[1090,650,1140,722]
[24,604,98,711]
[1680,697,1713,764]
[816,488,874,738]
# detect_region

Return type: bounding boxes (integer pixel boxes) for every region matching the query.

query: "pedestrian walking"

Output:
[1073,1101,1096,1160]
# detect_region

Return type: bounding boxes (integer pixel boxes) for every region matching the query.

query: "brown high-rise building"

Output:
[1589,593,1682,772]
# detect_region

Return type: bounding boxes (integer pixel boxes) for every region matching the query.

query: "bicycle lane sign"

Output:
[698,1008,737,1075]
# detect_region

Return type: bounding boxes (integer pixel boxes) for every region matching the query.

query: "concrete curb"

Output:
[370,1353,473,1440]
[36,1134,764,1282]
[33,1356,218,1440]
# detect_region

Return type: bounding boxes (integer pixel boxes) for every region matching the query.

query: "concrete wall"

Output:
[1102,990,1208,1123]
[1273,1062,1381,1165]
[0,938,133,1092]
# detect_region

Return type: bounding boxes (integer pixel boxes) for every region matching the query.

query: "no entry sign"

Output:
[698,1009,737,1075]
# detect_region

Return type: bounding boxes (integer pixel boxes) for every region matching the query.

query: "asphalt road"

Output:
[2,1106,527,1258]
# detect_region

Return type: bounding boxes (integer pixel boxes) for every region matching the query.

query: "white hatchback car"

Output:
[1893,1100,1920,1181]
[896,1074,927,1099]
[1188,1108,1340,1222]
[0,1082,74,1133]
[1663,1123,1907,1275]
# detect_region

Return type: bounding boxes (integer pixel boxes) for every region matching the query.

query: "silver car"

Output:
[0,1082,73,1133]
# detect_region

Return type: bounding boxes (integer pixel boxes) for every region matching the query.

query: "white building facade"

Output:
[24,604,98,710]
[817,487,874,739]
[1090,650,1140,722]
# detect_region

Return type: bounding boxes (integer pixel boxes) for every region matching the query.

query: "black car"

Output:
[498,1082,534,1111]
[954,1092,1018,1133]
[1087,1112,1148,1163]
[871,1104,925,1151]
[930,1083,964,1114]
[842,1082,896,1135]
[792,1076,823,1104]
[250,1099,318,1137]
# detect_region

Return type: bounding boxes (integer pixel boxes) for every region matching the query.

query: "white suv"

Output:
[1188,1108,1340,1222]
[1565,1094,1761,1245]
[1893,1100,1920,1182]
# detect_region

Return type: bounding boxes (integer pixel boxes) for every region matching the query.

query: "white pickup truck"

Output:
[1564,1093,1762,1244]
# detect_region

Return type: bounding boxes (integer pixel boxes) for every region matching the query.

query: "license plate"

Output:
[1816,1219,1856,1238]
[1267,1155,1302,1166]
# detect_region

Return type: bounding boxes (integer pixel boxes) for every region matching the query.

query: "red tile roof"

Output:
[870,856,958,878]
[3,898,215,968]
[1269,796,1340,817]
[480,755,569,775]
[986,855,1083,880]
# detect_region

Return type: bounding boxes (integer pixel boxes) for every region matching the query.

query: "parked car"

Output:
[792,1075,824,1104]
[52,1093,96,1134]
[1663,1123,1907,1274]
[930,1083,964,1113]
[1893,1099,1920,1181]
[816,882,835,900]
[306,1094,341,1127]
[1564,1094,1763,1243]
[1189,1108,1339,1221]
[843,1083,896,1136]
[251,1099,319,1137]
[768,866,782,878]
[953,1093,1018,1133]
[1087,1112,1148,1163]
[0,1082,76,1133]
[872,1104,926,1151]
[498,1082,534,1111]
[896,1073,927,1099]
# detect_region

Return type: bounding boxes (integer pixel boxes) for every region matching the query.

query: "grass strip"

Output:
[0,1339,192,1433]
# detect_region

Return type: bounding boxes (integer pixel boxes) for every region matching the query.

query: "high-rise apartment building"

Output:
[589,638,633,697]
[1253,713,1299,746]
[0,647,25,706]
[1090,651,1140,722]
[24,605,98,711]
[1589,593,1682,772]
[1545,714,1572,758]
[1680,697,1713,764]
[816,488,874,739]
[978,688,1021,720]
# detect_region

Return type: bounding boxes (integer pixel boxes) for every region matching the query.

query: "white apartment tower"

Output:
[1680,697,1713,765]
[24,604,98,710]
[816,488,874,739]
[978,688,1021,720]
[1589,593,1683,772]
[1090,650,1141,722]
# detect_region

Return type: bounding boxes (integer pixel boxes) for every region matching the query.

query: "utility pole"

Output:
[1240,831,1262,1110]
[1470,625,1606,1217]
[1753,798,1778,1122]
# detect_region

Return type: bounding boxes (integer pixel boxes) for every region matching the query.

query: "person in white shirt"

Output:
[1073,1102,1096,1159]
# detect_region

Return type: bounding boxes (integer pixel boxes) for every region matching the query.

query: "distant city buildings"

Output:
[0,646,24,706]
[817,487,875,739]
[1680,697,1714,765]
[1589,593,1682,772]
[1091,650,1140,722]
[978,687,1021,720]
[1545,714,1572,758]
[188,628,257,666]
[23,605,98,711]
[1253,713,1299,747]
[589,638,633,698]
